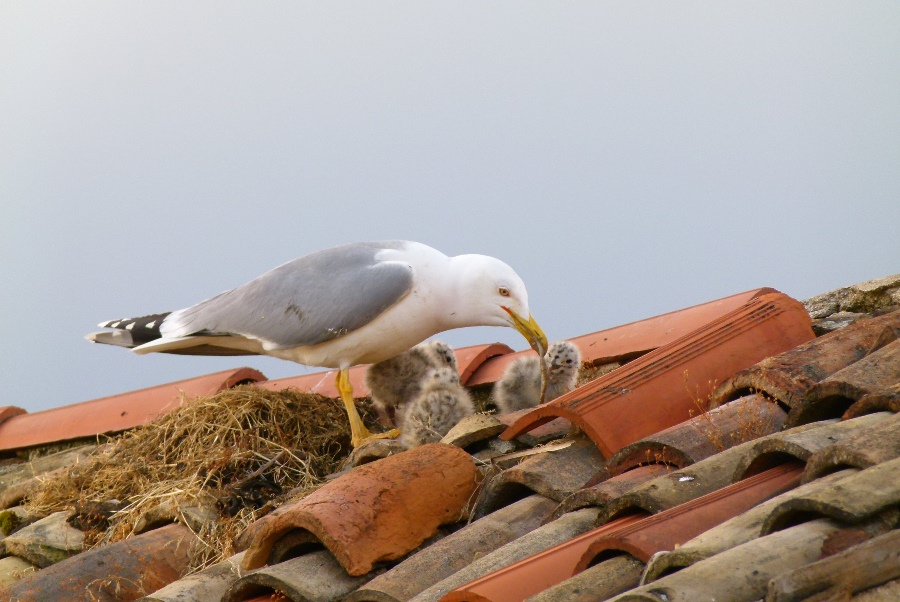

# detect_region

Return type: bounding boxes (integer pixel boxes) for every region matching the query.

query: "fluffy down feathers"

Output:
[400,367,476,448]
[493,341,581,414]
[365,341,457,427]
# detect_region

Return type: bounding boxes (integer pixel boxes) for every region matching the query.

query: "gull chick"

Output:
[401,367,476,448]
[493,341,581,414]
[365,340,457,427]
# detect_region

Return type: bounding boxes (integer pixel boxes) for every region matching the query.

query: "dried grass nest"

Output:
[25,385,370,571]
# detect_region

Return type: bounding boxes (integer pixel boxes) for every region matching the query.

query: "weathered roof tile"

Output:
[1,523,197,602]
[347,495,558,602]
[224,549,373,602]
[804,410,900,480]
[502,293,814,456]
[0,368,265,451]
[142,551,248,602]
[240,443,477,576]
[471,436,604,520]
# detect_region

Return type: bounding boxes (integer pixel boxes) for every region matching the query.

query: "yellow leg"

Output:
[336,369,400,447]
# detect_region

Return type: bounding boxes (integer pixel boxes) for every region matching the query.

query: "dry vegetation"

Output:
[24,386,370,571]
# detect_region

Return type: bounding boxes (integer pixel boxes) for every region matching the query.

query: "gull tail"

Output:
[85,313,171,348]
[86,311,263,356]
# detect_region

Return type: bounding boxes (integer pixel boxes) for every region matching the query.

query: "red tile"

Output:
[0,368,265,452]
[600,395,787,478]
[240,443,478,576]
[576,462,803,569]
[501,293,815,457]
[466,288,777,386]
[439,515,646,602]
[258,343,514,397]
[439,463,802,602]
[0,523,197,601]
[0,406,26,426]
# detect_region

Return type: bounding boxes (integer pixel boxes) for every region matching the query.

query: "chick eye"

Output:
[498,287,510,297]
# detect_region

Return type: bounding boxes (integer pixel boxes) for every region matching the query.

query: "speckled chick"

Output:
[493,341,581,414]
[401,367,476,448]
[365,340,458,427]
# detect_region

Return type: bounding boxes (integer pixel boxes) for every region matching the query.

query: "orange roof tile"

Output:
[501,293,815,456]
[0,367,265,451]
[466,288,777,387]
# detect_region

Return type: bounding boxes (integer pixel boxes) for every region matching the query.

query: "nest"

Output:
[25,385,369,570]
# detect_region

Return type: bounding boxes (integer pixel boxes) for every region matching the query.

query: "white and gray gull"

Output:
[86,240,548,447]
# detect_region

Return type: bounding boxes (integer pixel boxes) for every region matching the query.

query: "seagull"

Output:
[86,240,548,447]
[493,340,581,415]
[400,367,476,448]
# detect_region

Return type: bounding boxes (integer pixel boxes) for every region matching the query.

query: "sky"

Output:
[2,3,899,413]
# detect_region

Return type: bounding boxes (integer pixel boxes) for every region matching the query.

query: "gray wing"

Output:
[161,241,414,349]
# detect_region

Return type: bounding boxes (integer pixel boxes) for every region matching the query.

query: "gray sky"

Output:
[2,3,898,413]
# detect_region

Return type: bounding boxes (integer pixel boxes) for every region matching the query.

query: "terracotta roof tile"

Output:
[550,464,671,521]
[594,417,874,525]
[766,528,900,601]
[579,462,802,567]
[223,549,373,602]
[611,520,840,602]
[0,406,26,426]
[803,410,900,480]
[713,309,900,417]
[524,554,645,602]
[143,551,246,602]
[0,368,264,451]
[410,507,601,602]
[501,293,814,456]
[0,523,197,601]
[240,443,477,575]
[440,515,645,602]
[347,495,557,602]
[598,394,786,479]
[258,343,514,398]
[471,436,604,520]
[792,337,900,425]
[441,463,800,602]
[731,411,888,481]
[843,382,900,418]
[761,457,900,534]
[466,288,778,387]
[641,469,857,581]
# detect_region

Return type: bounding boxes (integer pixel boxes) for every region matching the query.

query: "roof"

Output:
[0,274,898,601]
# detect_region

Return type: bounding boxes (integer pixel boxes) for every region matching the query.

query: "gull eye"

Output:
[498,287,510,297]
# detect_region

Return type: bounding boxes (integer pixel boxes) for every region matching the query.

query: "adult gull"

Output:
[86,240,548,447]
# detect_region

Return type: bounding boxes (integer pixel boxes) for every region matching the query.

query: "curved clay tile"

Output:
[549,465,671,522]
[144,552,247,602]
[0,367,265,451]
[843,382,900,418]
[410,507,601,602]
[713,310,900,416]
[791,338,900,426]
[466,288,777,387]
[470,436,604,520]
[346,495,558,602]
[599,395,786,479]
[0,523,197,602]
[240,443,477,576]
[731,412,888,481]
[500,293,814,457]
[224,549,372,602]
[258,343,514,398]
[761,457,900,535]
[641,469,857,583]
[767,529,900,601]
[804,410,900,481]
[616,520,840,602]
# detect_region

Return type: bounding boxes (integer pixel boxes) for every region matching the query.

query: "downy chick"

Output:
[365,340,457,427]
[493,340,581,414]
[401,367,476,447]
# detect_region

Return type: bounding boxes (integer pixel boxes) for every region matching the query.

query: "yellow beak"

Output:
[503,307,549,358]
